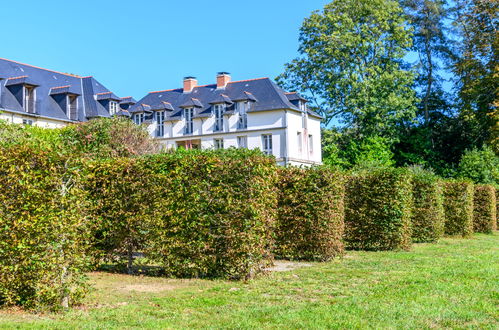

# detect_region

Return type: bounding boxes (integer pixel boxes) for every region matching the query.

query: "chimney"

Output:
[216,72,231,89]
[183,76,197,93]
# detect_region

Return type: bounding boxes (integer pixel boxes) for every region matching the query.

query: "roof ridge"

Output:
[228,77,268,84]
[0,58,82,78]
[149,78,269,94]
[7,75,28,79]
[51,85,71,89]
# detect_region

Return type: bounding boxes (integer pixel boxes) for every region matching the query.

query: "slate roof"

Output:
[0,58,121,121]
[129,77,322,120]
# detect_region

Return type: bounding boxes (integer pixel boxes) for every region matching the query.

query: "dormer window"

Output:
[109,101,119,115]
[236,101,249,129]
[213,104,224,132]
[23,85,35,114]
[184,108,194,134]
[133,113,144,125]
[67,95,78,120]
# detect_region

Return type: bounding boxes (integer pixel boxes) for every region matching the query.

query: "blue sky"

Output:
[2,0,329,99]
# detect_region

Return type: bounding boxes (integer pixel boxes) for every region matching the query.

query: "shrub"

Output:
[344,167,413,251]
[274,166,345,261]
[442,180,474,237]
[409,167,445,243]
[0,146,90,310]
[82,157,164,272]
[144,149,278,280]
[457,146,499,186]
[473,185,497,233]
[60,117,158,159]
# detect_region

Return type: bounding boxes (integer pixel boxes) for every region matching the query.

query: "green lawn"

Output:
[1,234,498,329]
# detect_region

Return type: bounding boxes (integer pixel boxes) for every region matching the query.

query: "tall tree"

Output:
[453,0,498,152]
[277,0,417,141]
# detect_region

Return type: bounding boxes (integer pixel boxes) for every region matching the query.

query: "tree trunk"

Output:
[127,245,134,275]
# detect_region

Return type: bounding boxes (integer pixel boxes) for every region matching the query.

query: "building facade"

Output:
[129,73,322,166]
[0,59,322,166]
[0,58,131,127]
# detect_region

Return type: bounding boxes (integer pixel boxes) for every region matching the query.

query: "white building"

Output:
[130,73,323,166]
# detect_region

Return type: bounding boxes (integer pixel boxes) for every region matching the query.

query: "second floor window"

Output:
[109,101,119,115]
[309,134,313,154]
[67,95,78,120]
[155,111,165,137]
[213,104,224,131]
[133,113,144,125]
[236,102,248,129]
[23,86,35,113]
[262,134,272,156]
[184,108,194,134]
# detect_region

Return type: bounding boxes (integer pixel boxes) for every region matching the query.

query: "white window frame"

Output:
[155,111,165,137]
[67,95,78,120]
[213,104,224,132]
[262,134,272,155]
[237,101,248,129]
[184,108,194,134]
[214,138,224,149]
[23,85,35,114]
[297,132,302,153]
[109,100,119,115]
[22,119,33,126]
[237,136,247,149]
[133,113,144,125]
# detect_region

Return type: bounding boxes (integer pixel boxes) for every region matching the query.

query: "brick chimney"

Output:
[216,72,231,89]
[183,76,197,93]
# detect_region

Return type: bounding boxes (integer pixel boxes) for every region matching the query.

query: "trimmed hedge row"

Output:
[344,168,413,251]
[274,167,345,261]
[409,168,445,243]
[473,185,497,233]
[84,149,278,280]
[0,146,90,310]
[443,180,474,237]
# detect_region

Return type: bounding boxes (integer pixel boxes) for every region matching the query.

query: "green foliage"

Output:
[408,166,445,242]
[457,146,499,186]
[344,168,413,250]
[82,158,164,272]
[0,120,63,151]
[442,180,474,237]
[277,0,417,138]
[60,117,158,159]
[473,185,497,233]
[274,166,345,261]
[0,145,90,310]
[144,149,278,280]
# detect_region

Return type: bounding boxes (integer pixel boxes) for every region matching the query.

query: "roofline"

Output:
[0,57,82,78]
[149,77,269,94]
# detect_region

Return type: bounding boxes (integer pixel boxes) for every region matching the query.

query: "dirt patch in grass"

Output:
[119,284,178,293]
[267,260,313,272]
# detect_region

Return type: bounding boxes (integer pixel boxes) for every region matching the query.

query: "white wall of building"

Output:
[0,110,68,128]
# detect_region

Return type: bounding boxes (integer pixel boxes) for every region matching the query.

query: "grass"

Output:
[1,233,498,329]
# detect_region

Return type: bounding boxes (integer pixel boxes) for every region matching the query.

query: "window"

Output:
[184,108,194,134]
[67,95,78,120]
[237,136,247,148]
[214,138,224,149]
[155,111,165,137]
[237,101,248,129]
[297,132,302,153]
[133,113,144,125]
[22,119,33,126]
[109,101,119,115]
[262,134,272,155]
[309,134,313,153]
[23,86,35,113]
[213,104,224,131]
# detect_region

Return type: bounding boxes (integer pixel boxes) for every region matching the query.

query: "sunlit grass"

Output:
[1,233,497,329]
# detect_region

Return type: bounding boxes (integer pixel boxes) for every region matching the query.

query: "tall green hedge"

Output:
[473,185,497,233]
[345,168,413,251]
[0,146,90,310]
[443,180,474,237]
[274,166,345,261]
[409,168,445,243]
[144,149,278,280]
[83,158,164,272]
